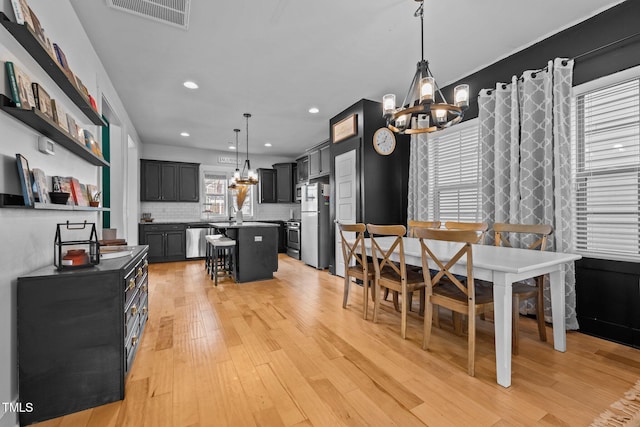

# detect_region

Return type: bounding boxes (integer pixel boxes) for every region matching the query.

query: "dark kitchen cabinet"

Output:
[258,168,277,203]
[308,141,330,179]
[273,162,296,203]
[17,246,149,425]
[140,159,199,202]
[139,223,186,263]
[297,156,309,183]
[178,163,199,201]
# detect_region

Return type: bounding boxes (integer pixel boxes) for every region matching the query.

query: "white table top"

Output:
[369,236,581,274]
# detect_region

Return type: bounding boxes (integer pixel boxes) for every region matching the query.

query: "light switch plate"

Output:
[38,137,55,155]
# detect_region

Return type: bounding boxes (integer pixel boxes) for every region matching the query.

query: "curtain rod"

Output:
[570,31,640,63]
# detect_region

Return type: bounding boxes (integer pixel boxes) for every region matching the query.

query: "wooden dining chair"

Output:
[444,221,488,243]
[367,224,426,339]
[414,227,494,377]
[338,222,375,320]
[407,220,441,237]
[493,222,553,354]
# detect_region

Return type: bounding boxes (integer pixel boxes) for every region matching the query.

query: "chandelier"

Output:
[382,0,469,134]
[229,113,258,186]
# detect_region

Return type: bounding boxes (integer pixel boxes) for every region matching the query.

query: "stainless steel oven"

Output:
[285,220,301,259]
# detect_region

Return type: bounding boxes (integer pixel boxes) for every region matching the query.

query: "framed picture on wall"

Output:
[16,153,34,207]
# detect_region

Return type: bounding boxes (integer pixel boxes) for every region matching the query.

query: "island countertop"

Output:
[208,222,279,228]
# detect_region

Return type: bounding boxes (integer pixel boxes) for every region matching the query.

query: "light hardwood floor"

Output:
[35,254,639,426]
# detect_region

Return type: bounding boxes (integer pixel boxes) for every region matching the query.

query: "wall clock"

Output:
[373,127,396,155]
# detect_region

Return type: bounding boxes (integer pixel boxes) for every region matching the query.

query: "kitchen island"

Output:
[209,222,279,283]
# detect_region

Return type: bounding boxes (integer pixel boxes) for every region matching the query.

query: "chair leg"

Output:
[433,306,440,328]
[536,277,548,342]
[408,292,413,312]
[467,307,476,377]
[453,313,463,336]
[362,277,369,320]
[373,282,380,324]
[422,298,433,350]
[392,291,399,312]
[342,275,350,309]
[419,288,425,317]
[383,288,389,301]
[401,289,408,339]
[512,294,520,355]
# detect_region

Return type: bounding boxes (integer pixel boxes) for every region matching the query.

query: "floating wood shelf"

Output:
[0,200,110,211]
[0,12,106,126]
[0,94,109,167]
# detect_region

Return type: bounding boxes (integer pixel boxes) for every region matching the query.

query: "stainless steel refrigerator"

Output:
[301,180,330,269]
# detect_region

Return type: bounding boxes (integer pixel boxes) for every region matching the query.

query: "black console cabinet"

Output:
[17,246,149,425]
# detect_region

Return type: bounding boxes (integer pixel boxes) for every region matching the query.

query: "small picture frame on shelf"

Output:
[15,153,34,207]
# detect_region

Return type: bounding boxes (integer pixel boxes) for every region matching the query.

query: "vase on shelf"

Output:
[235,210,243,224]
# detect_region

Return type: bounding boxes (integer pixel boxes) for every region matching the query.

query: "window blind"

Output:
[572,76,640,261]
[427,122,481,222]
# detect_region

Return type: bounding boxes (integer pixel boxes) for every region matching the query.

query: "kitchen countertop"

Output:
[141,219,286,225]
[209,221,279,228]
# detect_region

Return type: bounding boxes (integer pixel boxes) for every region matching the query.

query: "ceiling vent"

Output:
[106,0,190,30]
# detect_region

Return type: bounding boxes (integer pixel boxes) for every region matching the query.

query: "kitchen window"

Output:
[426,119,481,222]
[572,66,640,262]
[202,171,254,218]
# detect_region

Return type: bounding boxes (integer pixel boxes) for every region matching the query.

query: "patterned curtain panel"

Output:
[478,58,578,330]
[407,120,430,222]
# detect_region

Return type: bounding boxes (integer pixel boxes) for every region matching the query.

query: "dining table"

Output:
[357,236,582,388]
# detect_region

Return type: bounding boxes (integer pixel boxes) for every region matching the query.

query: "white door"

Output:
[334,149,357,278]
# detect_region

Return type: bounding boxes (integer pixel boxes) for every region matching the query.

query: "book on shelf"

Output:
[11,62,35,110]
[28,6,46,46]
[16,154,34,207]
[86,184,99,203]
[50,99,69,132]
[74,75,90,100]
[88,95,98,111]
[5,61,21,108]
[10,0,35,32]
[70,177,87,206]
[31,168,50,204]
[31,83,54,121]
[52,43,73,79]
[52,176,73,205]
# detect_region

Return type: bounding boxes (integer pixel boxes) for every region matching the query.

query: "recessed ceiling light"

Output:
[183,81,198,89]
[264,143,272,147]
[180,132,190,137]
[308,107,320,114]
[229,145,236,150]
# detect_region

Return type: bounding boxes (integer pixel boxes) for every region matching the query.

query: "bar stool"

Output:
[208,237,236,286]
[204,234,223,274]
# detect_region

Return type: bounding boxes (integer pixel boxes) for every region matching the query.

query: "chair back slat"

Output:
[338,222,367,270]
[407,220,441,237]
[444,221,488,244]
[366,224,406,279]
[414,228,477,297]
[493,223,553,251]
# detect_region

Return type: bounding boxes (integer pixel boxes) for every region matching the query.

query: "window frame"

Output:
[426,118,481,223]
[571,65,640,262]
[200,168,255,220]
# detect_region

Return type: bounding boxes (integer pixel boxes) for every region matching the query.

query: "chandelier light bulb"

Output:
[433,108,447,125]
[419,77,435,103]
[454,84,470,108]
[383,94,396,115]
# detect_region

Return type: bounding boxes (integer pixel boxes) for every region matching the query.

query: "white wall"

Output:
[0,2,142,426]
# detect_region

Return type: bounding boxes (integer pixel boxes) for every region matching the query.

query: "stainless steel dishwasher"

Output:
[185,223,210,258]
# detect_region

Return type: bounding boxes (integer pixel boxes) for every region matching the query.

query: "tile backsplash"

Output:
[140,202,301,222]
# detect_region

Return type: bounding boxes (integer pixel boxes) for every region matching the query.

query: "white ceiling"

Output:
[69,0,624,159]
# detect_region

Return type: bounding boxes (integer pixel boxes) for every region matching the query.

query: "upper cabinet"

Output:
[296,156,309,184]
[308,140,330,179]
[140,160,199,202]
[258,168,277,203]
[273,162,296,203]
